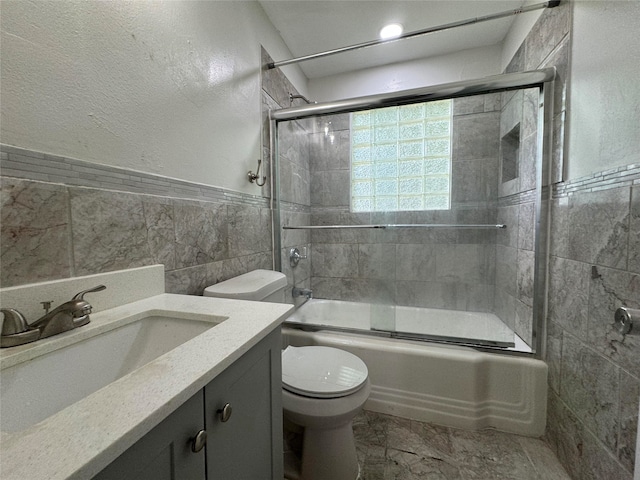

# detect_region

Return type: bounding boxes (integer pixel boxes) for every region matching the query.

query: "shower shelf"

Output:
[282,224,506,230]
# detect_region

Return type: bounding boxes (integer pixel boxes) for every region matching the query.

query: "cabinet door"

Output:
[205,329,283,480]
[94,393,206,480]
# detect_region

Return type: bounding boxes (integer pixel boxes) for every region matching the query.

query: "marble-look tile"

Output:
[587,266,640,377]
[173,200,229,268]
[495,245,517,297]
[395,244,436,282]
[484,93,502,113]
[435,244,495,285]
[546,320,564,394]
[142,197,176,271]
[517,249,535,306]
[618,370,640,472]
[395,280,458,311]
[164,264,209,295]
[324,170,350,207]
[547,256,590,341]
[518,202,535,251]
[70,188,153,276]
[311,276,395,304]
[453,96,485,116]
[494,288,517,332]
[309,130,350,172]
[0,178,72,286]
[521,88,539,142]
[517,436,574,480]
[500,90,524,138]
[261,47,299,108]
[310,210,371,244]
[455,207,496,245]
[395,210,456,245]
[506,42,525,74]
[519,130,538,193]
[280,209,311,248]
[549,197,570,258]
[358,244,396,280]
[311,243,358,278]
[546,390,585,480]
[542,38,569,185]
[452,112,500,161]
[524,1,571,71]
[451,158,498,203]
[630,185,640,274]
[560,333,620,453]
[582,430,633,480]
[227,204,271,258]
[496,205,519,248]
[567,187,630,269]
[351,411,570,480]
[448,428,539,480]
[515,300,533,347]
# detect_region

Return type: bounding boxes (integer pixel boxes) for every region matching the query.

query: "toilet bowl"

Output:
[282,345,370,480]
[204,270,371,480]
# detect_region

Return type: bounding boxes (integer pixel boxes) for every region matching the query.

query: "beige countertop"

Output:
[0,293,293,479]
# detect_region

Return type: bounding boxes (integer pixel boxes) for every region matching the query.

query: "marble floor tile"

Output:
[352,411,571,480]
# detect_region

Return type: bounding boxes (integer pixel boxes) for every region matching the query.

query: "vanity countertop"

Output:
[0,293,293,480]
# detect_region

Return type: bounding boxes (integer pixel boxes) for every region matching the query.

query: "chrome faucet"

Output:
[292,287,313,300]
[0,285,106,348]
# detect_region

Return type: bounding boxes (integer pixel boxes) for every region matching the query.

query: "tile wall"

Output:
[512,3,640,479]
[261,48,312,307]
[1,150,272,294]
[303,101,501,316]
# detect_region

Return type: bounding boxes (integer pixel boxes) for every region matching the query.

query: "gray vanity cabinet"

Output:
[93,329,282,480]
[204,329,283,479]
[93,392,206,480]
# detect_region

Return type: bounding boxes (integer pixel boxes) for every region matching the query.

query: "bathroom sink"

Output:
[0,312,221,433]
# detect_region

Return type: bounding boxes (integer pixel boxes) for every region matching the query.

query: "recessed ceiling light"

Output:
[379,23,404,40]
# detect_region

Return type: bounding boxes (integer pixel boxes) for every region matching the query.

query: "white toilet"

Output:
[204,270,371,480]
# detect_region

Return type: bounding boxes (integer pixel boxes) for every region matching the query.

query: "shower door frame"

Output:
[269,68,557,357]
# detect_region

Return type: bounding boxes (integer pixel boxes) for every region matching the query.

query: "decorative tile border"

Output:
[553,163,640,198]
[0,144,270,208]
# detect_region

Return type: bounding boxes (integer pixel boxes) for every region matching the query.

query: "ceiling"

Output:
[259,0,529,79]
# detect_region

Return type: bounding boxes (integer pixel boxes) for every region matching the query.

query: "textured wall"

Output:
[0,1,304,195]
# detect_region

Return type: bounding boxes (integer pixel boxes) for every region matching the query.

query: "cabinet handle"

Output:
[218,403,233,422]
[191,429,207,453]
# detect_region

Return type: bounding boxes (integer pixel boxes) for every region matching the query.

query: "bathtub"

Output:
[282,299,547,437]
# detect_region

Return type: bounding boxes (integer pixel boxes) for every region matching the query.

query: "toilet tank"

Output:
[203,269,287,303]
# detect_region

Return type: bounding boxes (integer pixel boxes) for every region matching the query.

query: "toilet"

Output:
[204,270,371,480]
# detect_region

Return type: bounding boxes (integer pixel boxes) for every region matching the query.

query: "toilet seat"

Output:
[282,346,368,399]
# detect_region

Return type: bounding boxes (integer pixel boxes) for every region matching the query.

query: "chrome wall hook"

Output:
[248,159,267,186]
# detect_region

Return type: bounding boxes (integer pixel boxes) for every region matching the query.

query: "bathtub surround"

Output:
[262,48,313,307]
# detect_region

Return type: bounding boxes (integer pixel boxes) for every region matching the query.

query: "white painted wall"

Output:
[308,45,502,102]
[566,0,640,180]
[0,0,306,194]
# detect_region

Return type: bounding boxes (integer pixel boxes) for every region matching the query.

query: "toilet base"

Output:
[302,422,360,480]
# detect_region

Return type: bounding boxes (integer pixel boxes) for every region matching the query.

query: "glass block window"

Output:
[350,100,452,212]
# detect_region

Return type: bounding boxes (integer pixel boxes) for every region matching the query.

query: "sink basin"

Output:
[1,312,220,433]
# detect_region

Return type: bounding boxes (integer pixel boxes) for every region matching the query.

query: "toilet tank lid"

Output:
[203,269,287,300]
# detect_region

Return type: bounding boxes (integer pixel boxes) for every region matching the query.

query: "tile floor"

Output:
[352,410,571,480]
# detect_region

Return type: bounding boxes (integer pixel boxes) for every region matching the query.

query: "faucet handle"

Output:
[1,308,29,335]
[72,284,107,301]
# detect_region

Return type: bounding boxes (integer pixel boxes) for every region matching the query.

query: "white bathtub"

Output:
[282,299,547,437]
